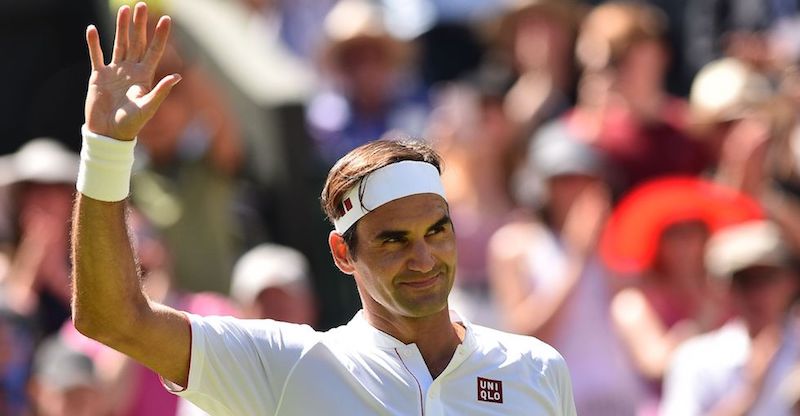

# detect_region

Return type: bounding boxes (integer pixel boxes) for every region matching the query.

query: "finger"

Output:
[142,16,172,69]
[141,74,182,114]
[112,5,131,63]
[86,25,105,70]
[128,2,148,61]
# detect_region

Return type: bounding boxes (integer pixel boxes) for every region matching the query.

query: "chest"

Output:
[275,343,563,416]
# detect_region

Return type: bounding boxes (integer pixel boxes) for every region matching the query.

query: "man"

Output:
[660,221,800,415]
[71,3,576,414]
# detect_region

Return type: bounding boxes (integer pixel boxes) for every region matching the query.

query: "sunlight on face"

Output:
[350,194,457,319]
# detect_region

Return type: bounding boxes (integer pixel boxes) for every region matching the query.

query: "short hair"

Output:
[576,1,667,71]
[320,140,443,252]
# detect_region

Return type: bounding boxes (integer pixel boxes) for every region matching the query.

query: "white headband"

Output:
[333,160,446,233]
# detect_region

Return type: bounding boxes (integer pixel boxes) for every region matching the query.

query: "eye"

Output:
[426,224,447,236]
[382,236,406,245]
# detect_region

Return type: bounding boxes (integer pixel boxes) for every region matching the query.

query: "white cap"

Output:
[230,244,312,307]
[0,138,79,186]
[690,58,772,122]
[706,221,790,278]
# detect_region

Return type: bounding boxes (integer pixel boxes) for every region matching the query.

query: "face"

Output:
[251,286,316,325]
[34,384,105,416]
[655,221,709,279]
[330,194,456,320]
[547,174,599,214]
[730,266,798,332]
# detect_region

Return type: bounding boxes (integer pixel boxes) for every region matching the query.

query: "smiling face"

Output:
[330,194,457,320]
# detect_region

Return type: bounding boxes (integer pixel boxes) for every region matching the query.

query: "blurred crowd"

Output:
[4,0,800,414]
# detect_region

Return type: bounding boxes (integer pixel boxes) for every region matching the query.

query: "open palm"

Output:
[84,3,180,141]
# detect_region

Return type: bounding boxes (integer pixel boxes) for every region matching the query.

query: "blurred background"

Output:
[4,0,800,414]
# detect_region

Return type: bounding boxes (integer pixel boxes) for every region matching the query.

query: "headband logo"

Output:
[343,197,353,213]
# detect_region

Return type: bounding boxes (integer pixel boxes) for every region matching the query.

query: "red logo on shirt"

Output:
[343,197,353,212]
[477,377,503,404]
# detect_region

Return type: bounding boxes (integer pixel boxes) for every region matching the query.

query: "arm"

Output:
[489,183,609,341]
[71,3,188,386]
[488,223,588,342]
[610,288,699,381]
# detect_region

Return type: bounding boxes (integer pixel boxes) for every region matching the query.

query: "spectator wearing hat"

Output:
[306,0,428,165]
[488,127,642,415]
[496,0,582,132]
[230,243,317,325]
[0,138,80,416]
[28,336,107,416]
[661,221,800,416]
[602,176,763,414]
[0,139,80,338]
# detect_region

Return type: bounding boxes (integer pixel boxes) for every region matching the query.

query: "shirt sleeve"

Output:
[553,351,578,416]
[660,341,705,416]
[164,313,320,416]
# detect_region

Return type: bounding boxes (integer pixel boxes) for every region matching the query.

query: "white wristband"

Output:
[77,125,137,202]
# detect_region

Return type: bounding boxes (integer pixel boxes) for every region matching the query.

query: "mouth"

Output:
[399,272,442,289]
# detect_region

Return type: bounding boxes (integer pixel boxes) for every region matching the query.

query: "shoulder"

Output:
[671,321,748,369]
[187,314,322,349]
[471,324,569,374]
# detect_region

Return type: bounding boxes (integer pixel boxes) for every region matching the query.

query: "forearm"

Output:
[71,193,148,342]
[504,250,589,338]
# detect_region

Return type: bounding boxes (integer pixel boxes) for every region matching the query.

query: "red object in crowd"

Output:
[599,176,764,275]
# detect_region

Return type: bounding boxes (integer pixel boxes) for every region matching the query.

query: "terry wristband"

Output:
[77,125,137,202]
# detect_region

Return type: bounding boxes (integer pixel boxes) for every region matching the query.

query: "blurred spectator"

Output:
[688,57,773,165]
[572,1,709,194]
[489,128,641,415]
[601,177,763,413]
[0,139,78,338]
[307,0,428,165]
[124,0,247,295]
[230,243,317,325]
[661,221,800,415]
[496,0,582,132]
[425,73,516,327]
[27,336,107,416]
[0,138,80,416]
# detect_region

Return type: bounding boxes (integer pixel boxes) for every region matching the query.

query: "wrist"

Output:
[77,125,137,202]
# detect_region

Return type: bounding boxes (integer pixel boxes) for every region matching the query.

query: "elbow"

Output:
[72,300,145,347]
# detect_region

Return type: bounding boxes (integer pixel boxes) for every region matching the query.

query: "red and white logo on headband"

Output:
[343,197,353,212]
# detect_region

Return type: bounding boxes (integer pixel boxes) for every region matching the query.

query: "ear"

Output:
[329,231,355,275]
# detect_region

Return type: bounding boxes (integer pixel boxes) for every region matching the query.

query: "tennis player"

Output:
[71,3,576,414]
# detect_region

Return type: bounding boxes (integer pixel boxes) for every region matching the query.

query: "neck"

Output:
[363,305,465,378]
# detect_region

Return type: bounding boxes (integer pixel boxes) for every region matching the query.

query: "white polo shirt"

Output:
[166,310,576,415]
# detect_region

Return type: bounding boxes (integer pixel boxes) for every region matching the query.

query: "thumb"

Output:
[141,73,182,114]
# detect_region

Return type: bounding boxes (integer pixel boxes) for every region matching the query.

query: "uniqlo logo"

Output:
[477,377,503,404]
[343,198,353,212]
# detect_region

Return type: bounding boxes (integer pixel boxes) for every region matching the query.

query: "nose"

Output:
[407,239,436,273]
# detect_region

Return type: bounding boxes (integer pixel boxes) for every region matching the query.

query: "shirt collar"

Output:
[347,309,478,354]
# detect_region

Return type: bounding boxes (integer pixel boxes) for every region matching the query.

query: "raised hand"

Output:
[84,3,181,141]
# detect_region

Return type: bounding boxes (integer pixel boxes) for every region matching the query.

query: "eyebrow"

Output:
[374,215,452,242]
